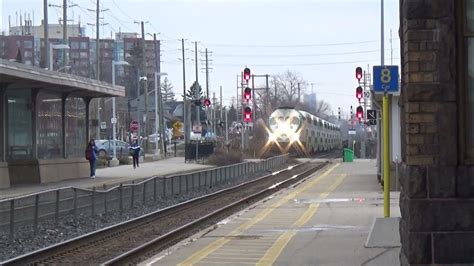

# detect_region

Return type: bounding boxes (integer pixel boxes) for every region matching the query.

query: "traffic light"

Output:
[355,66,363,81]
[203,98,211,107]
[356,106,363,120]
[338,107,341,120]
[194,99,201,106]
[350,105,353,118]
[243,67,251,82]
[244,107,252,122]
[244,87,252,101]
[356,86,363,101]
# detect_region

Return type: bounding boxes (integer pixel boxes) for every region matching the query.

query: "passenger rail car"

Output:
[268,107,342,154]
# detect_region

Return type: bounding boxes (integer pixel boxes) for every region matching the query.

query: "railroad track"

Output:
[1,161,330,265]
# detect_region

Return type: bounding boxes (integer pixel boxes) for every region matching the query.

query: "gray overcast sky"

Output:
[1,0,400,115]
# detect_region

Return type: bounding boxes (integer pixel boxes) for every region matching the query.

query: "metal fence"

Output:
[0,154,288,239]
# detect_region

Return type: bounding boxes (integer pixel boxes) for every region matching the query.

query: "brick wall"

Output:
[399,0,474,264]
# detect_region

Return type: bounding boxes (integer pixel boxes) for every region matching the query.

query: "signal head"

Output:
[203,98,211,107]
[356,86,363,100]
[244,107,252,122]
[244,87,252,101]
[356,67,363,81]
[243,67,251,82]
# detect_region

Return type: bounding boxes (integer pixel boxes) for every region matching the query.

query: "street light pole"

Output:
[154,72,168,157]
[112,62,117,164]
[111,60,129,166]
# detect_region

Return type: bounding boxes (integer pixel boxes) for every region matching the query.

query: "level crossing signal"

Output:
[356,66,363,81]
[356,86,363,101]
[243,67,251,82]
[244,107,252,122]
[244,87,252,101]
[356,106,364,120]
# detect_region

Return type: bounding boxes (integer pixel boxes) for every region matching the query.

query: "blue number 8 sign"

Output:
[373,65,399,94]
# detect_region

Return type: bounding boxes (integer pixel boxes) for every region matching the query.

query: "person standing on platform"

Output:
[130,140,141,169]
[85,139,98,178]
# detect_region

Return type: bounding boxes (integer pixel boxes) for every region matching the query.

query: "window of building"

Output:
[23,40,33,49]
[70,41,79,50]
[37,92,63,159]
[23,51,33,58]
[80,52,88,59]
[65,97,86,158]
[70,51,79,59]
[6,90,33,159]
[80,42,88,50]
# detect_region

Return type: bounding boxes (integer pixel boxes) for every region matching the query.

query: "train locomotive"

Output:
[268,107,342,154]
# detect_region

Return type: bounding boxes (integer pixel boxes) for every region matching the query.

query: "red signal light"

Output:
[244,87,252,101]
[203,98,211,107]
[356,67,363,81]
[243,67,251,82]
[244,107,252,122]
[356,86,363,101]
[356,106,363,120]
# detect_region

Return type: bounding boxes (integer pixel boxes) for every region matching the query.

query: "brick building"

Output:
[0,35,35,65]
[399,0,474,264]
[69,36,90,77]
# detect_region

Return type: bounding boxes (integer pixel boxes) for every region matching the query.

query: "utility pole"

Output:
[62,0,67,69]
[44,0,49,69]
[154,33,165,157]
[205,49,209,98]
[251,75,256,123]
[265,74,269,116]
[181,39,188,144]
[141,21,149,154]
[194,42,198,83]
[220,85,223,121]
[95,0,100,139]
[213,92,217,134]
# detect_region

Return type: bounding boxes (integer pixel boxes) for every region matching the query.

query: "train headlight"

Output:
[268,133,277,142]
[290,133,300,142]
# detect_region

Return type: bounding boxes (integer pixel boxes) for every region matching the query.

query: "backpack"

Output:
[85,148,92,160]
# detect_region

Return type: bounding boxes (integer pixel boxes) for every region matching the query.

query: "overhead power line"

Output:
[212,49,400,58]
[210,58,401,67]
[203,40,393,48]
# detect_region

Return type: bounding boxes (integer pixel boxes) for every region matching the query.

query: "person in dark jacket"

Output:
[85,139,98,178]
[130,140,141,169]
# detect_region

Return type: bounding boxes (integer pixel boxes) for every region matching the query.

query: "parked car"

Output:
[95,140,130,159]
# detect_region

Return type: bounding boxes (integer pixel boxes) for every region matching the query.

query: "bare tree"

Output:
[271,70,307,105]
[300,99,332,119]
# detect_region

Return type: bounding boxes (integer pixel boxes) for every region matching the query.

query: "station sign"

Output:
[373,65,399,94]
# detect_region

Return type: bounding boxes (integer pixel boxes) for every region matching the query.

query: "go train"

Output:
[268,107,342,154]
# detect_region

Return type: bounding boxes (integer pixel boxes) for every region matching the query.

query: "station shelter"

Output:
[0,59,124,188]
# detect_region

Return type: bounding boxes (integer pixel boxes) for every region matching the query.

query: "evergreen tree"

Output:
[15,48,22,63]
[186,81,207,122]
[161,77,176,102]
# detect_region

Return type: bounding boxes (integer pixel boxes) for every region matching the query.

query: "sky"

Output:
[1,0,400,116]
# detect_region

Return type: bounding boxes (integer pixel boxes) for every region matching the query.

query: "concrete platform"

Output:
[0,157,213,200]
[143,160,401,266]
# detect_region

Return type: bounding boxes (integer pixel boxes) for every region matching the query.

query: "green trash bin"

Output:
[343,148,354,162]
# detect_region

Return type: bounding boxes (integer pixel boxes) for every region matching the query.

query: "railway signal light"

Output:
[244,107,252,122]
[203,98,211,107]
[356,66,363,81]
[356,86,363,101]
[356,106,363,120]
[243,67,251,82]
[244,87,252,101]
[194,99,202,106]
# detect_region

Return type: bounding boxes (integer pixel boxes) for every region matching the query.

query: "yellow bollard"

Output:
[383,95,390,217]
